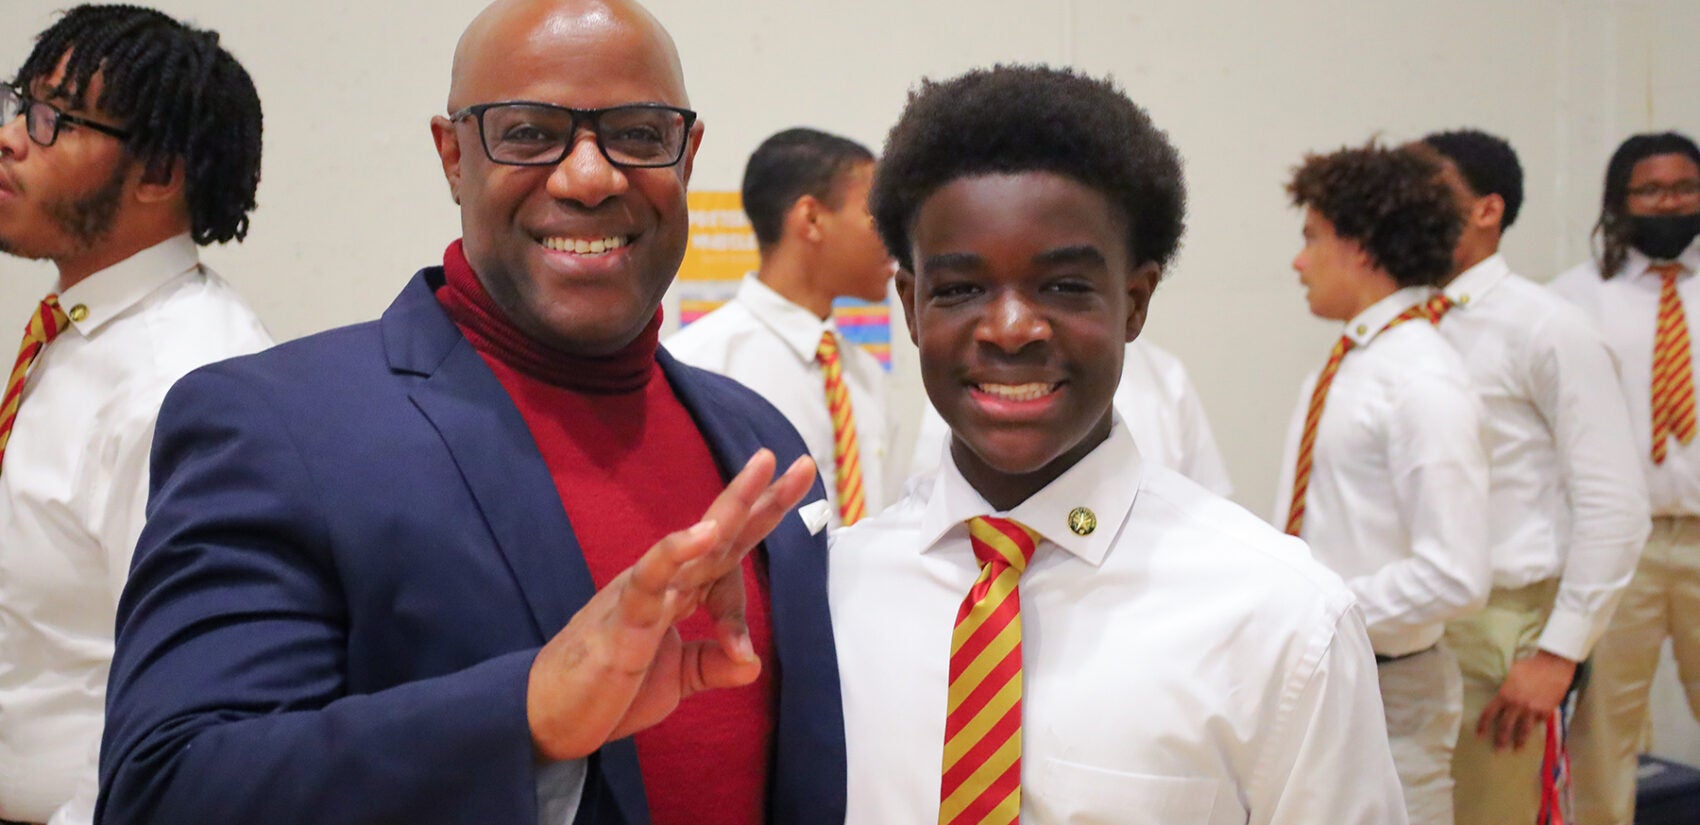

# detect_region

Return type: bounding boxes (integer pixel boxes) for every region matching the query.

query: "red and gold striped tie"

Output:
[816,331,866,525]
[1284,335,1353,536]
[1284,300,1435,536]
[0,295,71,475]
[941,516,1041,825]
[1651,262,1696,464]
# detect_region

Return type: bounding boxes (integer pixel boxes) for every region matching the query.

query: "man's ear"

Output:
[134,156,183,204]
[785,195,825,244]
[1125,261,1160,342]
[678,117,705,186]
[895,267,920,345]
[1477,193,1506,231]
[430,115,463,205]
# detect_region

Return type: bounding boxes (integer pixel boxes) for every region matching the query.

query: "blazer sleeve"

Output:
[97,364,544,825]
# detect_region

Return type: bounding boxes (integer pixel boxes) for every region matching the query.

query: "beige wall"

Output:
[4,0,1698,758]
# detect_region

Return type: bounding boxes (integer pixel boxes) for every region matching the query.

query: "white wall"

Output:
[4,0,1698,755]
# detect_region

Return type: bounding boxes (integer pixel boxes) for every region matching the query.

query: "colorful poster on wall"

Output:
[679,190,891,370]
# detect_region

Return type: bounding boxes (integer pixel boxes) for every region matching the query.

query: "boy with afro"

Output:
[828,64,1406,825]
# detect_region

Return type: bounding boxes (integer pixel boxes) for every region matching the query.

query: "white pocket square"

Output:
[798,499,832,535]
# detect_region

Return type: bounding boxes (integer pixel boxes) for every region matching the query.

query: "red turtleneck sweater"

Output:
[435,241,774,824]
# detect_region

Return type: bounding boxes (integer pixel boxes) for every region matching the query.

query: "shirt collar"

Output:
[57,232,200,338]
[1344,285,1431,346]
[1626,240,1700,282]
[735,273,837,363]
[917,414,1144,567]
[1442,252,1510,309]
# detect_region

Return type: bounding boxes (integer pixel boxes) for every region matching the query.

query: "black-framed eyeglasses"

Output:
[450,101,696,169]
[0,84,132,147]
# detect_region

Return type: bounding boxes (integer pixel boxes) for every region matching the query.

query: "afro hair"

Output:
[870,64,1184,276]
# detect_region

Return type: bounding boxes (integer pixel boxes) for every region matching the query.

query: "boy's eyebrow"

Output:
[1034,245,1107,266]
[920,251,982,272]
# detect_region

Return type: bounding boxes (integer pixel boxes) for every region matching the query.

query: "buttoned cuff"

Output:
[1536,608,1596,662]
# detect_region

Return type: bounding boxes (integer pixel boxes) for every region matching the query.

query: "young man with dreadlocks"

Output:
[0,6,270,823]
[1551,131,1700,825]
[830,64,1404,825]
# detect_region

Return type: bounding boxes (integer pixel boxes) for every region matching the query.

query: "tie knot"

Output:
[1425,293,1454,322]
[966,516,1041,573]
[30,295,70,346]
[815,330,839,365]
[1652,262,1688,283]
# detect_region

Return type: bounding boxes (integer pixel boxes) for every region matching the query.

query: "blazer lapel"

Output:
[385,271,649,825]
[383,270,595,638]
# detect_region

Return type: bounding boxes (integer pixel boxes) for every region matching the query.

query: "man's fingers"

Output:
[1476,697,1506,739]
[680,639,763,696]
[731,454,818,550]
[698,449,778,541]
[622,520,719,626]
[670,452,817,597]
[703,566,754,664]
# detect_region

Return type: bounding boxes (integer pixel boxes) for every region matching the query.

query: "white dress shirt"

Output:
[1435,254,1649,660]
[1550,239,1700,518]
[665,274,890,525]
[0,234,271,825]
[909,338,1234,496]
[1274,286,1493,657]
[833,417,1407,825]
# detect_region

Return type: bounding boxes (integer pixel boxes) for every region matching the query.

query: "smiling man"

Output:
[830,65,1404,825]
[96,2,843,824]
[0,6,272,824]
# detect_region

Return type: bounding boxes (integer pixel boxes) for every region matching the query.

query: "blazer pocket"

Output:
[1034,756,1221,824]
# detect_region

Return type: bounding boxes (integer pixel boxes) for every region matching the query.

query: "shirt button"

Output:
[68,304,89,322]
[1355,324,1368,336]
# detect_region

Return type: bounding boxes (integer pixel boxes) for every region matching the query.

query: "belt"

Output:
[1375,644,1437,665]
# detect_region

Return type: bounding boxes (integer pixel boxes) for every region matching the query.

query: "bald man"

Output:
[96,2,846,824]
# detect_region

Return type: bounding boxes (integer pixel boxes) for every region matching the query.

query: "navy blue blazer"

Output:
[97,269,847,825]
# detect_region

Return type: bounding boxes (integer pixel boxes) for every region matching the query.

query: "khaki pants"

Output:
[1445,579,1559,825]
[1571,516,1700,825]
[1382,643,1464,825]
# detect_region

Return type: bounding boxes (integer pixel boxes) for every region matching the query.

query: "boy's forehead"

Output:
[913,170,1135,259]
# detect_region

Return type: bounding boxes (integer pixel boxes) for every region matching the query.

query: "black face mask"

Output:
[1630,212,1700,261]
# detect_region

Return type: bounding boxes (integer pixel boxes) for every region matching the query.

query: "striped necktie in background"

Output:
[1284,300,1435,536]
[0,295,70,476]
[1650,262,1695,464]
[815,330,866,525]
[1284,334,1353,536]
[940,516,1041,825]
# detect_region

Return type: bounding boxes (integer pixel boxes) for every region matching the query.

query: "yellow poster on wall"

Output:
[680,190,891,370]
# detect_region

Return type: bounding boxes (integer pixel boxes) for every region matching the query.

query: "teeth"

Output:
[977,382,1056,402]
[541,235,628,254]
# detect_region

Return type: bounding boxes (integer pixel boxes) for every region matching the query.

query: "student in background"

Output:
[0,7,272,823]
[1550,130,1700,825]
[667,127,894,527]
[1415,128,1648,825]
[1276,141,1492,825]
